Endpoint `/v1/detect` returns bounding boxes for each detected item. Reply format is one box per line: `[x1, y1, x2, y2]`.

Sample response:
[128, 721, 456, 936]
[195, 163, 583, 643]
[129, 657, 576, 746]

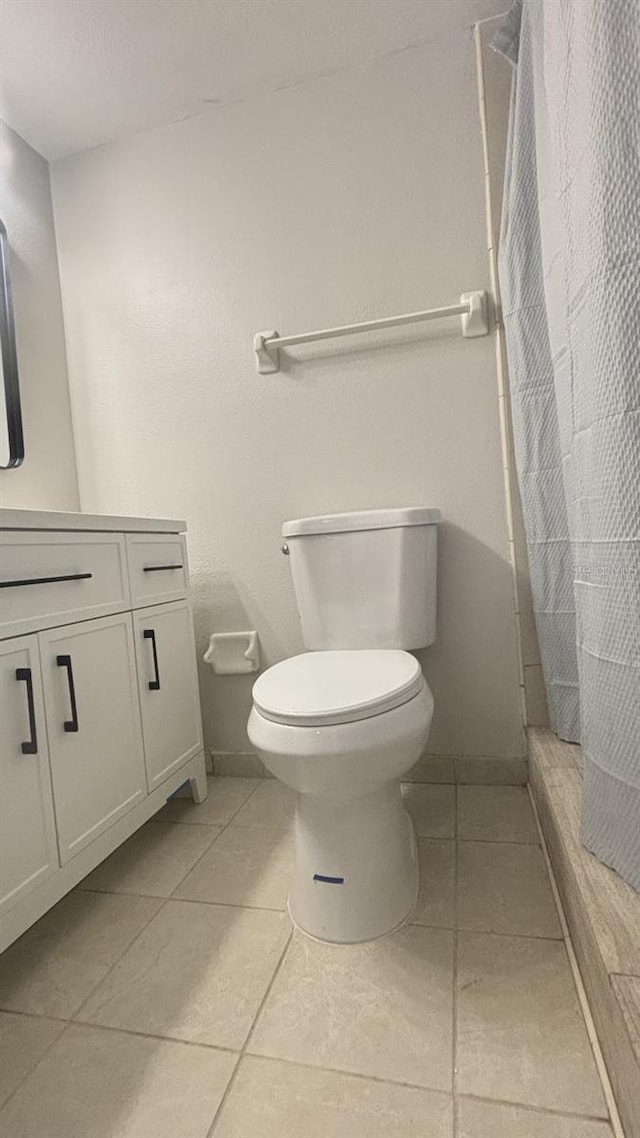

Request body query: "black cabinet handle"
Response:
[0, 572, 92, 589]
[56, 654, 79, 732]
[15, 667, 38, 754]
[143, 629, 161, 690]
[142, 564, 183, 573]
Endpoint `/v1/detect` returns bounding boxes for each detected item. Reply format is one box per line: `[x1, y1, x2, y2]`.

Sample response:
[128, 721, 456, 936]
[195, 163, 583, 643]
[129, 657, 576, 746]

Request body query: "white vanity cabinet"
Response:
[0, 636, 58, 919]
[0, 509, 207, 953]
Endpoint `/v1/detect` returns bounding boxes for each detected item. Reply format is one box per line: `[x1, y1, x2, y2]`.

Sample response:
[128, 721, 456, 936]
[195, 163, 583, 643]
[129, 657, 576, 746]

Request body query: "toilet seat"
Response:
[252, 649, 423, 727]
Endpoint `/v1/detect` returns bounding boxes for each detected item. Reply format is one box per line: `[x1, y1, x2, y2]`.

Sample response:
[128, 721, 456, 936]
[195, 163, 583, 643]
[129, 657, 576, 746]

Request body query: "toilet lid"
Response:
[252, 650, 423, 727]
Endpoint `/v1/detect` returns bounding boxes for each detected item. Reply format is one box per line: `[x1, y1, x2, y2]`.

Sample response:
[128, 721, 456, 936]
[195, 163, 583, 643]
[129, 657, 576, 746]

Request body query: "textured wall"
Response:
[0, 121, 79, 509]
[51, 34, 525, 759]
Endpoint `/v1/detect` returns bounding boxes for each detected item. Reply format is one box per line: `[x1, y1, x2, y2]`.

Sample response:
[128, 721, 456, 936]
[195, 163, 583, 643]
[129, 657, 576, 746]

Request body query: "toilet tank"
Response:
[282, 507, 440, 651]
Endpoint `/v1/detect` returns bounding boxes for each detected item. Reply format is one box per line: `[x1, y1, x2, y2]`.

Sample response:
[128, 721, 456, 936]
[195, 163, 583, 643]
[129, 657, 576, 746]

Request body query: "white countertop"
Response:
[0, 509, 187, 534]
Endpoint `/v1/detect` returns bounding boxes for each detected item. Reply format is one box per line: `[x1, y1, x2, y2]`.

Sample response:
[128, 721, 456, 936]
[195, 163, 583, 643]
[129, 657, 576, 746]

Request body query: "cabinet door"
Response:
[0, 636, 59, 916]
[39, 614, 146, 863]
[133, 601, 203, 790]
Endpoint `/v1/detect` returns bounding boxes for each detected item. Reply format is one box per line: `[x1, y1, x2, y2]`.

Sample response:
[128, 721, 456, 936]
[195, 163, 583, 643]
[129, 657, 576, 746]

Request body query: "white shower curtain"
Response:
[495, 0, 640, 890]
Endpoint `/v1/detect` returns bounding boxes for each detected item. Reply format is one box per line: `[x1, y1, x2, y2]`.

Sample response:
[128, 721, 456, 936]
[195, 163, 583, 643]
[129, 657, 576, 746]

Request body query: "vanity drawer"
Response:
[0, 533, 130, 639]
[126, 534, 188, 607]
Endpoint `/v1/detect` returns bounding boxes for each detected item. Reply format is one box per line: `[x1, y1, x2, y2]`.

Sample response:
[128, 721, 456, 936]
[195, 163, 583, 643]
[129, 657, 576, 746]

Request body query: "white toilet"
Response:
[247, 507, 440, 944]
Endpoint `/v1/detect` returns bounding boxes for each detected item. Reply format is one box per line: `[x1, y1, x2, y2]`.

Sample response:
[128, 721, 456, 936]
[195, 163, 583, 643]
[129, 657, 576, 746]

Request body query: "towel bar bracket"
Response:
[253, 330, 280, 375]
[460, 290, 490, 338]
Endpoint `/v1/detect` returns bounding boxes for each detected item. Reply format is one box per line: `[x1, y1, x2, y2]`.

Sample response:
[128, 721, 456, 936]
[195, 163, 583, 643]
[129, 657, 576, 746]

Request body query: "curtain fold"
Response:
[495, 0, 640, 891]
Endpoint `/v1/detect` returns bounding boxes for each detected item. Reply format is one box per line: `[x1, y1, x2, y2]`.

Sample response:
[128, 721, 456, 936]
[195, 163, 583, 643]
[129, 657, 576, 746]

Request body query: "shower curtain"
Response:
[495, 0, 640, 890]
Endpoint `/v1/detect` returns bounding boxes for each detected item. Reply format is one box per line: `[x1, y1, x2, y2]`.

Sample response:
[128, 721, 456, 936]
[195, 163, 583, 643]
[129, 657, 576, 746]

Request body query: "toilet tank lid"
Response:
[282, 507, 441, 538]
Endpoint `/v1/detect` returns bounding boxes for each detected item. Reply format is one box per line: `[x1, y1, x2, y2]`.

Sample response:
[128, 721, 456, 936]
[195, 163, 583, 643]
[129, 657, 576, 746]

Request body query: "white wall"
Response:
[0, 121, 79, 510]
[51, 32, 525, 759]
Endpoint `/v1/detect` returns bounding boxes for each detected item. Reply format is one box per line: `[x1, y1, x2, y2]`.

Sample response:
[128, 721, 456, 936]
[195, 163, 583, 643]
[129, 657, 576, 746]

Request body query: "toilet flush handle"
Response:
[281, 542, 290, 555]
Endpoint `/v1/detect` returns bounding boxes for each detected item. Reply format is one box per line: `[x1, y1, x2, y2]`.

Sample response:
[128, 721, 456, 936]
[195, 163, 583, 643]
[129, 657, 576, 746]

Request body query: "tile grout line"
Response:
[0, 1018, 241, 1119]
[164, 779, 267, 899]
[452, 782, 460, 1135]
[66, 889, 562, 944]
[67, 895, 173, 1026]
[35, 1006, 466, 1107]
[455, 835, 541, 846]
[215, 1044, 621, 1123]
[0, 1008, 241, 1055]
[74, 888, 288, 913]
[205, 927, 295, 1137]
[527, 785, 626, 1138]
[238, 1048, 453, 1100]
[458, 1090, 625, 1125]
[0, 1017, 72, 1114]
[240, 925, 295, 1052]
[0, 1008, 71, 1026]
[446, 925, 563, 944]
[147, 820, 230, 828]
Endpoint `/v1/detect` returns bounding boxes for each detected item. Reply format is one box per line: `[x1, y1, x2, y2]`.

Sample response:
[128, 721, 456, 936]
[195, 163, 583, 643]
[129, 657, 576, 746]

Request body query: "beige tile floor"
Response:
[0, 777, 616, 1137]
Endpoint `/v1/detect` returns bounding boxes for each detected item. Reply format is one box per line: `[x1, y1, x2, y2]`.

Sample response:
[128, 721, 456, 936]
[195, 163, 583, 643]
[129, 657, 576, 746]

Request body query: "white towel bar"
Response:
[253, 290, 489, 373]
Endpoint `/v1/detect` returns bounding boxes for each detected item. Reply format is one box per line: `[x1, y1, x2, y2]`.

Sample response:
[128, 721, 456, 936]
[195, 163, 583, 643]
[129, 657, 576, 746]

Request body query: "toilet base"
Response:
[288, 783, 419, 944]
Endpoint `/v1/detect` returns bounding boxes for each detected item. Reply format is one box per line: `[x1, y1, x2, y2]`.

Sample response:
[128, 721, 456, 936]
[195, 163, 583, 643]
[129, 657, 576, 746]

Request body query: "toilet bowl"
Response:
[248, 649, 434, 943]
[247, 506, 440, 945]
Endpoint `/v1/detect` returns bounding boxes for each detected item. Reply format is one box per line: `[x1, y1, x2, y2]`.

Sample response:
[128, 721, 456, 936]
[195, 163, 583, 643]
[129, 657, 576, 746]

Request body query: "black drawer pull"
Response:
[15, 667, 38, 754]
[0, 572, 92, 589]
[143, 629, 161, 690]
[142, 564, 183, 573]
[56, 654, 79, 732]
